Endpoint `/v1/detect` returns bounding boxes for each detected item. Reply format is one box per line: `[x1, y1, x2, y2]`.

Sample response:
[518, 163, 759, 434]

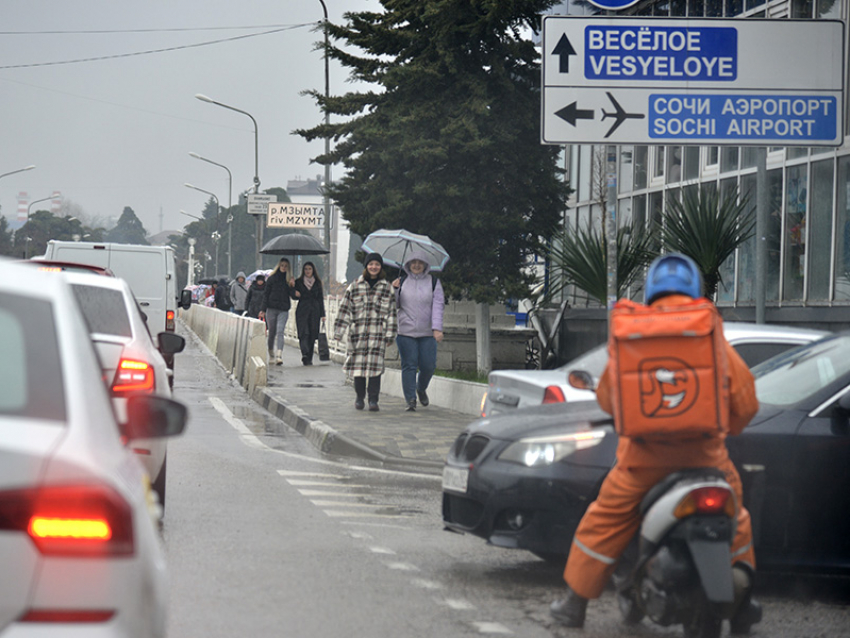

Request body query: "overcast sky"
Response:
[0, 0, 380, 235]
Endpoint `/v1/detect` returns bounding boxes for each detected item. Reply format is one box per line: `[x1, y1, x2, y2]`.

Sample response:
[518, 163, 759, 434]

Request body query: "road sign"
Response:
[267, 202, 331, 229]
[586, 0, 640, 8]
[541, 17, 845, 146]
[247, 193, 275, 215]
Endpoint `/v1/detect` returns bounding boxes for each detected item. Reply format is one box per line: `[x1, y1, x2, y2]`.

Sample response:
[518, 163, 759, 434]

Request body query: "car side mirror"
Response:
[157, 332, 185, 355]
[179, 289, 193, 310]
[124, 395, 188, 440]
[568, 370, 597, 392]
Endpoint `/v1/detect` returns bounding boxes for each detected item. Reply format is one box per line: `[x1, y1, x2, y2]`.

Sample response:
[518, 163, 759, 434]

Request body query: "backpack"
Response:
[607, 298, 729, 440]
[397, 273, 438, 310]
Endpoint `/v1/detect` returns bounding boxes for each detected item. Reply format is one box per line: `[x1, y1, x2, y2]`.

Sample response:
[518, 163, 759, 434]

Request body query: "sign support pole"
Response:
[755, 147, 768, 324]
[606, 144, 618, 331]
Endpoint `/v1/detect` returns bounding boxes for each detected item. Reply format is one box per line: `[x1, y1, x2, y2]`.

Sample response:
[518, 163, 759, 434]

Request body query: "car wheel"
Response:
[152, 455, 167, 515]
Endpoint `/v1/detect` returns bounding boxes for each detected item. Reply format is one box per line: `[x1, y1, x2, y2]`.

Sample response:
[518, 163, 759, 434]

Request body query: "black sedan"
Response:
[442, 332, 850, 576]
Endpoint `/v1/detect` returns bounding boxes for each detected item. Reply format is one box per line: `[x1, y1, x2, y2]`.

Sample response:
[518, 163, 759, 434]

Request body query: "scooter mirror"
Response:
[568, 370, 596, 392]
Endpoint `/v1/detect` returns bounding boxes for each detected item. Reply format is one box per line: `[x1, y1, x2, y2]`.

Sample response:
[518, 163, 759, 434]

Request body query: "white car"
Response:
[0, 259, 186, 637]
[61, 271, 185, 513]
[482, 322, 829, 417]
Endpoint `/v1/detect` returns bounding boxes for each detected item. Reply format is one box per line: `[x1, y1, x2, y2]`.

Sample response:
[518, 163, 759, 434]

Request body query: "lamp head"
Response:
[194, 94, 214, 104]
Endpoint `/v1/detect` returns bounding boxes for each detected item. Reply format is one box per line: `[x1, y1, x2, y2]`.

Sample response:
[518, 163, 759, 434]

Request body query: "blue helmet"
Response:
[644, 253, 702, 304]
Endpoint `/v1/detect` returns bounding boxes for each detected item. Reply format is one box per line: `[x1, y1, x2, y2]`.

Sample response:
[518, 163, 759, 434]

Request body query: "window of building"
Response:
[705, 0, 723, 16]
[727, 0, 744, 15]
[788, 147, 809, 161]
[808, 159, 834, 301]
[688, 0, 704, 16]
[619, 146, 634, 194]
[667, 146, 683, 183]
[633, 194, 647, 233]
[819, 0, 841, 17]
[706, 147, 719, 168]
[652, 146, 666, 182]
[737, 173, 758, 303]
[684, 146, 700, 180]
[578, 145, 592, 203]
[634, 146, 649, 190]
[783, 164, 808, 302]
[649, 191, 664, 252]
[766, 169, 782, 301]
[717, 178, 739, 303]
[721, 147, 739, 173]
[740, 147, 760, 170]
[791, 0, 814, 17]
[746, 0, 766, 9]
[671, 0, 687, 15]
[833, 155, 850, 301]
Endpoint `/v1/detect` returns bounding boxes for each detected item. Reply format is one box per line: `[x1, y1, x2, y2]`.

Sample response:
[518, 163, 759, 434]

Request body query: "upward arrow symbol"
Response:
[552, 34, 577, 74]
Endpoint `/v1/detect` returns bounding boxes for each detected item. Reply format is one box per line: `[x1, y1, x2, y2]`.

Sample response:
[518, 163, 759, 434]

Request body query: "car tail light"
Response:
[0, 484, 134, 556]
[166, 310, 175, 331]
[111, 358, 154, 395]
[542, 385, 566, 404]
[674, 486, 735, 519]
[20, 609, 115, 623]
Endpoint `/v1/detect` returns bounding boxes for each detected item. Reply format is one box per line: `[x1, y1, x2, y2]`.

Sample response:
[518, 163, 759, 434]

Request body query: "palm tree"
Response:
[545, 220, 657, 306]
[660, 187, 755, 299]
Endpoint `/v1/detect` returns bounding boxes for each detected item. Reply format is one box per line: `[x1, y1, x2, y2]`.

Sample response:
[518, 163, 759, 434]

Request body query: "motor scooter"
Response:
[567, 371, 758, 638]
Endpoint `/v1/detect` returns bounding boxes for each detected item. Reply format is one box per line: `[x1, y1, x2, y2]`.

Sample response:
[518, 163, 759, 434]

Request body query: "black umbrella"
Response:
[259, 233, 329, 255]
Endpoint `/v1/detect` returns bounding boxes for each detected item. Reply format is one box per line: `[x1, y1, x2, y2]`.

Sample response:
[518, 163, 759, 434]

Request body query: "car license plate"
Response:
[442, 466, 469, 493]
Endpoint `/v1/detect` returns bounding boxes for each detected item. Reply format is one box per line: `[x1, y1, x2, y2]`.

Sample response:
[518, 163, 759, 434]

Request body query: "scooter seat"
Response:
[640, 467, 727, 515]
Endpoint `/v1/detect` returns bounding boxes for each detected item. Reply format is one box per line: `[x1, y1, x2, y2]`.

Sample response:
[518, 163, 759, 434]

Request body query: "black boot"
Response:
[730, 565, 762, 634]
[550, 587, 588, 628]
[355, 396, 365, 410]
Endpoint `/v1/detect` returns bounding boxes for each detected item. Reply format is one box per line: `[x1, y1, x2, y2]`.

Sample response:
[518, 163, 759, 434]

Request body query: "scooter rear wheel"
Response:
[617, 590, 644, 626]
[683, 604, 722, 638]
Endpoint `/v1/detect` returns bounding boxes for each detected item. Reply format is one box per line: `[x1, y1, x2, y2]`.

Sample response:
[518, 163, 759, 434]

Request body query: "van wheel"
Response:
[152, 455, 167, 515]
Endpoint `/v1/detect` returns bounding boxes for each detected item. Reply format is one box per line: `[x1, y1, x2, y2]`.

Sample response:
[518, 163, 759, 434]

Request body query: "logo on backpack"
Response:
[639, 357, 699, 418]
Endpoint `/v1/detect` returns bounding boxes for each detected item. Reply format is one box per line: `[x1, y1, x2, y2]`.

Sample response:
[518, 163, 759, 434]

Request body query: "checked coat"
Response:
[334, 276, 398, 377]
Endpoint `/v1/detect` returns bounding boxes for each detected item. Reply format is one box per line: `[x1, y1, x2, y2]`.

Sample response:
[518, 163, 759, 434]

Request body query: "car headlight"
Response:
[497, 429, 606, 467]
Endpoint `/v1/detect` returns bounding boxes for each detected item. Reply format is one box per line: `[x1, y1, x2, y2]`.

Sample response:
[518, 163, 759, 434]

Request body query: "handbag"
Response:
[317, 331, 330, 361]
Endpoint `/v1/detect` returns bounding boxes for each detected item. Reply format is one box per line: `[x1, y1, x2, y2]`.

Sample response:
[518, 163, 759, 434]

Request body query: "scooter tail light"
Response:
[674, 486, 735, 519]
[111, 358, 154, 395]
[542, 386, 566, 404]
[0, 485, 134, 556]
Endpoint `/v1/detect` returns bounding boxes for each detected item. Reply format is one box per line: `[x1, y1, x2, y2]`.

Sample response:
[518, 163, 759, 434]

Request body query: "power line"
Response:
[0, 23, 314, 35]
[0, 23, 315, 70]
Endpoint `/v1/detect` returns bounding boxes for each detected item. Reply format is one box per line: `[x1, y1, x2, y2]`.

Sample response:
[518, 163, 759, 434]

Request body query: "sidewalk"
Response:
[250, 341, 476, 473]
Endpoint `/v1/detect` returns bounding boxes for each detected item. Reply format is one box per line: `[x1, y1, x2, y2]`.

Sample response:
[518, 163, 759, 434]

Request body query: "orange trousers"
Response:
[563, 457, 755, 600]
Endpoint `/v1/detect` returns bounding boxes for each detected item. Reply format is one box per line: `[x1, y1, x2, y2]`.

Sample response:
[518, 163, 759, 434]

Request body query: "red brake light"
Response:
[166, 310, 175, 331]
[20, 609, 115, 623]
[111, 359, 154, 394]
[542, 385, 566, 404]
[0, 485, 134, 556]
[674, 486, 735, 518]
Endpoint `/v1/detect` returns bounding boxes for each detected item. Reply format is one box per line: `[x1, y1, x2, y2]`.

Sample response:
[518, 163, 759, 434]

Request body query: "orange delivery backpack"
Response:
[607, 298, 730, 440]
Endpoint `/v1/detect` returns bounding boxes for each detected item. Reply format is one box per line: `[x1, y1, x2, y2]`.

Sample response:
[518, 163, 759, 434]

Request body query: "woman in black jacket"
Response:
[244, 274, 266, 319]
[292, 262, 325, 365]
[260, 258, 295, 365]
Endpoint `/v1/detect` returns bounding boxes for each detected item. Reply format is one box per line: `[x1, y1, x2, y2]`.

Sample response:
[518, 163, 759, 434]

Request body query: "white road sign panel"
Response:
[542, 88, 843, 146]
[543, 17, 844, 90]
[267, 202, 327, 229]
[541, 16, 845, 146]
[247, 194, 276, 216]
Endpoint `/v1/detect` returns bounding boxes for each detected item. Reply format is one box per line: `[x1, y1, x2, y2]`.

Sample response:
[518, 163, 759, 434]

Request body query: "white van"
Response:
[43, 240, 178, 335]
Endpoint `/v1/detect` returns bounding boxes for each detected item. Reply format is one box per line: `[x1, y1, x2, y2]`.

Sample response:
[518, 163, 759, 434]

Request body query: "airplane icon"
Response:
[601, 92, 645, 138]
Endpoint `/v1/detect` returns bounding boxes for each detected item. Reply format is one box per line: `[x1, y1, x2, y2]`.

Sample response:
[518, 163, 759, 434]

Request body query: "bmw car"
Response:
[481, 322, 828, 417]
[443, 330, 850, 576]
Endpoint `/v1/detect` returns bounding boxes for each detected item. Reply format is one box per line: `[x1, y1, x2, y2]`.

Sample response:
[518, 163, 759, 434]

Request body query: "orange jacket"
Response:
[596, 295, 759, 469]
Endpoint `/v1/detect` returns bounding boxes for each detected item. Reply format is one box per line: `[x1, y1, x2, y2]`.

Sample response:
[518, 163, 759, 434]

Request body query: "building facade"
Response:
[556, 0, 850, 331]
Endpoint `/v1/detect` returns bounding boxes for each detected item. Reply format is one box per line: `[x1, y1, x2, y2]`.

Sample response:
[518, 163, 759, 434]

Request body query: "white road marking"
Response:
[310, 500, 377, 507]
[440, 598, 475, 611]
[369, 547, 396, 555]
[285, 480, 369, 487]
[277, 470, 347, 479]
[342, 530, 373, 540]
[296, 490, 363, 497]
[471, 621, 512, 634]
[385, 562, 419, 572]
[410, 578, 442, 590]
[341, 521, 413, 530]
[324, 510, 411, 519]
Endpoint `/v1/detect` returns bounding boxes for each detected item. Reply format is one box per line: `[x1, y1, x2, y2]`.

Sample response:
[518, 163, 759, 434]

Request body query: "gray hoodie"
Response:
[230, 271, 249, 311]
[396, 251, 445, 338]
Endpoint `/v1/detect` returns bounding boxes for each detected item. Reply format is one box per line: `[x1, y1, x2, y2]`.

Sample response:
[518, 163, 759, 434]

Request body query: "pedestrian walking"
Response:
[244, 274, 266, 319]
[392, 251, 445, 411]
[213, 278, 232, 311]
[292, 262, 325, 366]
[229, 271, 249, 315]
[333, 253, 397, 411]
[260, 258, 295, 365]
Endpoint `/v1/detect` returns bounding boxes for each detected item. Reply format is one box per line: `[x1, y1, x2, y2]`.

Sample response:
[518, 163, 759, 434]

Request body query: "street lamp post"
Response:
[27, 195, 54, 218]
[187, 238, 197, 286]
[194, 94, 262, 270]
[317, 0, 333, 282]
[0, 164, 35, 181]
[189, 152, 233, 275]
[185, 184, 221, 277]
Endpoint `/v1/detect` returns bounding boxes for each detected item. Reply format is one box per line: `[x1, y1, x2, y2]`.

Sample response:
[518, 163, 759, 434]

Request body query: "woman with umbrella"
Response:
[333, 253, 397, 411]
[260, 258, 295, 365]
[292, 261, 325, 366]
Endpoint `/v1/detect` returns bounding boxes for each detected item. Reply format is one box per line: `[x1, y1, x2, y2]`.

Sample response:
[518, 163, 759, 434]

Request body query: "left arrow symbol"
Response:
[555, 102, 594, 127]
[552, 34, 577, 74]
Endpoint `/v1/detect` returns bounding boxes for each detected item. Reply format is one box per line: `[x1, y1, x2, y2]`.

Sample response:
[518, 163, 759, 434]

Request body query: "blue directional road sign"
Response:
[541, 17, 845, 146]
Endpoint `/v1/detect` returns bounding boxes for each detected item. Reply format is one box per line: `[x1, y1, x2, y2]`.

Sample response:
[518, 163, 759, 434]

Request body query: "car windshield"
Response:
[753, 334, 850, 407]
[557, 344, 608, 378]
